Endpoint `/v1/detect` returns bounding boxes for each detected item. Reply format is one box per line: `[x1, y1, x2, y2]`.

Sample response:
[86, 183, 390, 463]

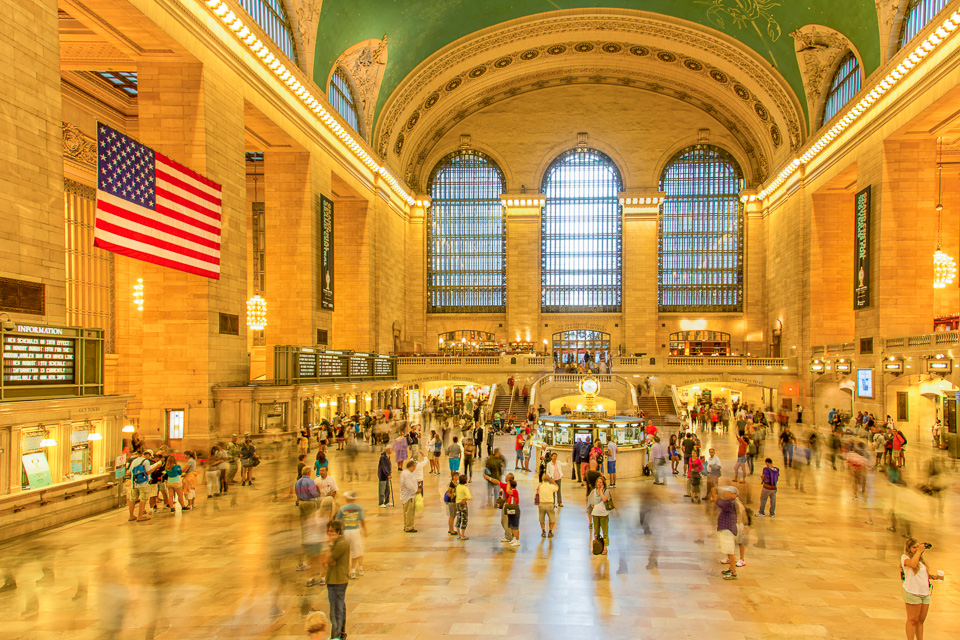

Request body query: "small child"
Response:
[444, 481, 457, 536]
[690, 456, 704, 504]
[455, 475, 472, 540]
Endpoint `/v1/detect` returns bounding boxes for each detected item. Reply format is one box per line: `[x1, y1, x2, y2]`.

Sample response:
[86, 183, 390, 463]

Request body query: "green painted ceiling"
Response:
[314, 1, 880, 127]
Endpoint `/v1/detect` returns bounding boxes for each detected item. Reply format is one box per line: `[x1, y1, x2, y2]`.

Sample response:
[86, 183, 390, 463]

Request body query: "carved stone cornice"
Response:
[62, 122, 97, 173]
[790, 25, 857, 130]
[331, 36, 388, 142]
[375, 10, 805, 177]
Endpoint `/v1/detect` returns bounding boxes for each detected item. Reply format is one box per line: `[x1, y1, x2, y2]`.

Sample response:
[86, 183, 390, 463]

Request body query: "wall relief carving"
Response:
[876, 0, 904, 61]
[62, 122, 97, 172]
[790, 25, 856, 129]
[289, 0, 322, 71]
[332, 36, 388, 140]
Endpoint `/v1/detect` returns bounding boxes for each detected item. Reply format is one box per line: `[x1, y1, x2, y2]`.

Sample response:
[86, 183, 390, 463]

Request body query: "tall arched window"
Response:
[899, 0, 949, 49]
[237, 0, 299, 65]
[328, 67, 362, 135]
[427, 151, 506, 312]
[822, 52, 861, 124]
[658, 145, 744, 312]
[541, 149, 623, 312]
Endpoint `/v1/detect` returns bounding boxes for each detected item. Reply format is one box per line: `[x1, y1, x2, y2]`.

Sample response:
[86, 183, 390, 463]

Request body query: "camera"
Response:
[923, 542, 933, 550]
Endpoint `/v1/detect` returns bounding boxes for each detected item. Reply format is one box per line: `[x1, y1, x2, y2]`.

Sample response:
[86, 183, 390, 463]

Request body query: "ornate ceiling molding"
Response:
[375, 10, 806, 179]
[62, 122, 97, 173]
[791, 25, 859, 131]
[402, 65, 771, 190]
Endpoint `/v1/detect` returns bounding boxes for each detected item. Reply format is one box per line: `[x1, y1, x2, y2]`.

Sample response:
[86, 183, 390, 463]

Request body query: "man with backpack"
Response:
[126, 450, 161, 522]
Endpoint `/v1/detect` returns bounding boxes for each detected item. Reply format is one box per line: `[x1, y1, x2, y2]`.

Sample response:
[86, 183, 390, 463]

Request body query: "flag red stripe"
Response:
[94, 237, 220, 279]
[155, 169, 222, 208]
[154, 187, 222, 224]
[155, 152, 221, 191]
[98, 199, 221, 250]
[95, 219, 219, 265]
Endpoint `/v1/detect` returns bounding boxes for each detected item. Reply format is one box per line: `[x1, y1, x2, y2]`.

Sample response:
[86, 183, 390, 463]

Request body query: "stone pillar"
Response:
[332, 199, 374, 350]
[620, 192, 663, 356]
[131, 62, 247, 447]
[406, 200, 428, 348]
[503, 195, 542, 345]
[0, 0, 66, 324]
[264, 151, 315, 374]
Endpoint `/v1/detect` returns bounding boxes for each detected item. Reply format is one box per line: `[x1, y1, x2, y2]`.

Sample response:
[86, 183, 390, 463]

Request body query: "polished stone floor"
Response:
[1, 428, 958, 640]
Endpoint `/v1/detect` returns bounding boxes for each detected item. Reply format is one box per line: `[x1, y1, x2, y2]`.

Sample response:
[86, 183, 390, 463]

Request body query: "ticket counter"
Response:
[536, 415, 648, 478]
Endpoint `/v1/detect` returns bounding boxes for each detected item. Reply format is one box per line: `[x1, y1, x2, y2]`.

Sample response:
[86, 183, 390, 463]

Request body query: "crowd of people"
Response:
[116, 394, 953, 640]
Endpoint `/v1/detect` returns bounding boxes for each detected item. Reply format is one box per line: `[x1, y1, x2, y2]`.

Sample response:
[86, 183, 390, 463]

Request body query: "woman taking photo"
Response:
[901, 538, 945, 640]
[589, 475, 612, 554]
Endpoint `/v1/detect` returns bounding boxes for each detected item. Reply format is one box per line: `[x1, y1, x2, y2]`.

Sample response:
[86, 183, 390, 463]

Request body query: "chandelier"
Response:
[247, 295, 267, 330]
[934, 138, 957, 289]
[133, 278, 144, 311]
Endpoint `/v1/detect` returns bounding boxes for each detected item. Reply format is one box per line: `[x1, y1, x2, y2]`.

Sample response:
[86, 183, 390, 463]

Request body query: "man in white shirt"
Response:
[650, 436, 667, 485]
[705, 448, 722, 498]
[545, 452, 565, 508]
[400, 460, 419, 532]
[316, 465, 339, 501]
[607, 440, 619, 487]
[412, 451, 428, 492]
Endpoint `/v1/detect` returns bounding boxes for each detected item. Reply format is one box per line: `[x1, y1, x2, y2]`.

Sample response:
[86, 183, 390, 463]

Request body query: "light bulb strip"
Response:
[745, 9, 960, 204]
[199, 0, 415, 207]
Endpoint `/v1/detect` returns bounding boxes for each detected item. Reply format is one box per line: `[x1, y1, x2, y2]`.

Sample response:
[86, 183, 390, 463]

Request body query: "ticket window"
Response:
[70, 426, 93, 476]
[21, 429, 52, 491]
[573, 428, 593, 444]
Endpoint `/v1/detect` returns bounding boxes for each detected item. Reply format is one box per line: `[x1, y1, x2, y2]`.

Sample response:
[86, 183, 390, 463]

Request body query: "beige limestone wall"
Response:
[810, 183, 855, 345]
[332, 199, 373, 350]
[505, 204, 541, 345]
[0, 0, 66, 324]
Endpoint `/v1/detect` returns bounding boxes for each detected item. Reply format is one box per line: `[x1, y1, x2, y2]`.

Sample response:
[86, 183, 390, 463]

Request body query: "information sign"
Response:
[854, 186, 871, 309]
[22, 452, 53, 489]
[320, 195, 334, 311]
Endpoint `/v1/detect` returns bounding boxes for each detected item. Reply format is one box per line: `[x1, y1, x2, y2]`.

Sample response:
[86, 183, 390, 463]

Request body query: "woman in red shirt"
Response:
[733, 434, 749, 483]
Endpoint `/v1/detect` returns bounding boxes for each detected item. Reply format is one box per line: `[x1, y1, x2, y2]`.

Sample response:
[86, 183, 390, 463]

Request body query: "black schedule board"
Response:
[374, 357, 393, 376]
[3, 333, 76, 385]
[349, 356, 371, 377]
[317, 353, 345, 377]
[298, 351, 318, 378]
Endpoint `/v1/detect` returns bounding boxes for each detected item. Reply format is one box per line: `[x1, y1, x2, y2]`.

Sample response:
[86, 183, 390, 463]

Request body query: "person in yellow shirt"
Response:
[455, 475, 472, 540]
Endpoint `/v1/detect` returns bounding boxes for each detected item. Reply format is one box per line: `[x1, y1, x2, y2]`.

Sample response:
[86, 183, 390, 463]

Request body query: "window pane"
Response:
[822, 53, 861, 124]
[328, 68, 361, 134]
[900, 0, 950, 49]
[237, 0, 299, 65]
[541, 149, 622, 312]
[428, 151, 506, 312]
[658, 145, 743, 312]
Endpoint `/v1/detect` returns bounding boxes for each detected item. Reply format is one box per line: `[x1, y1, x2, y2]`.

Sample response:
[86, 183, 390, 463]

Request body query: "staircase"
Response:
[492, 387, 512, 417]
[637, 394, 681, 428]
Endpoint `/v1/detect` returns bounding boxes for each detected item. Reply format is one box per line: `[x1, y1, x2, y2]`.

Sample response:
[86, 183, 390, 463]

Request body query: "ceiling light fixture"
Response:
[933, 137, 957, 289]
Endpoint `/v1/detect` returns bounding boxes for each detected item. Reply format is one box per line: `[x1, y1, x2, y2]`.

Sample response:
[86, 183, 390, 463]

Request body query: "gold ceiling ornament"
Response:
[934, 138, 957, 289]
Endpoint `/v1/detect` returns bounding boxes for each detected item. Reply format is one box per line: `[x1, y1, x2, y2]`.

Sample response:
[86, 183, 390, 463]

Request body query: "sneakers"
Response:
[510, 539, 520, 547]
[349, 572, 356, 579]
[458, 536, 470, 540]
[500, 537, 511, 543]
[720, 558, 730, 564]
[357, 567, 364, 576]
[770, 514, 776, 518]
[736, 559, 746, 567]
[723, 573, 739, 580]
[547, 531, 554, 538]
[379, 504, 387, 508]
[755, 512, 766, 517]
[296, 562, 309, 572]
[387, 503, 394, 507]
[541, 531, 547, 538]
[306, 578, 319, 587]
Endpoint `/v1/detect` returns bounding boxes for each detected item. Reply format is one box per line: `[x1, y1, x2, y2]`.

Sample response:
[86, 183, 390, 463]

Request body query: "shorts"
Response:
[607, 460, 616, 474]
[130, 484, 151, 503]
[166, 480, 182, 488]
[507, 511, 520, 529]
[737, 456, 748, 463]
[434, 451, 441, 458]
[538, 505, 555, 524]
[448, 458, 460, 472]
[344, 528, 364, 558]
[902, 588, 931, 605]
[446, 501, 456, 517]
[718, 529, 737, 556]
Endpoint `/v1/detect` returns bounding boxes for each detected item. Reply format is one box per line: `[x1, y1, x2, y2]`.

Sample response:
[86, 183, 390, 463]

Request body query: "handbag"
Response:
[504, 503, 519, 516]
[534, 488, 540, 505]
[604, 497, 615, 511]
[592, 534, 605, 555]
[496, 495, 505, 509]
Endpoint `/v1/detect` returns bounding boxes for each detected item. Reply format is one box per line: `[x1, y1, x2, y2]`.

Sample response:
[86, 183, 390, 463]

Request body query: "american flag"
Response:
[95, 123, 222, 279]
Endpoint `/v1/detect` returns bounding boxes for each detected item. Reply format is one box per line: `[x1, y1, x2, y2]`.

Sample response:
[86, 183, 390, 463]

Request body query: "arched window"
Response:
[822, 52, 861, 124]
[237, 0, 298, 65]
[328, 67, 362, 135]
[899, 0, 950, 49]
[427, 150, 506, 312]
[541, 149, 623, 312]
[658, 145, 744, 312]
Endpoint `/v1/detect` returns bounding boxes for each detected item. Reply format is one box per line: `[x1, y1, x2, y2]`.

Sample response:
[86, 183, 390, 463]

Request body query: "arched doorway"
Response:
[552, 330, 610, 368]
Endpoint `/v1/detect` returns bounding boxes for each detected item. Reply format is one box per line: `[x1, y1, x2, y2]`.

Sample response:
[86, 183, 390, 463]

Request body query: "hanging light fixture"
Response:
[934, 138, 958, 289]
[121, 424, 136, 433]
[133, 278, 144, 311]
[87, 432, 102, 441]
[247, 295, 267, 330]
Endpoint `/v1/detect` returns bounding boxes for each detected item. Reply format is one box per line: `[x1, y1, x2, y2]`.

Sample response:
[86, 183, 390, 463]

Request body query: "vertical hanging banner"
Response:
[854, 186, 871, 309]
[320, 195, 335, 310]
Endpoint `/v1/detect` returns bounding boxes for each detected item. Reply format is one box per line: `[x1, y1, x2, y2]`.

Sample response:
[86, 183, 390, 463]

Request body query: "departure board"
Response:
[317, 353, 345, 377]
[349, 356, 371, 377]
[374, 357, 393, 376]
[273, 345, 396, 384]
[298, 351, 318, 378]
[3, 334, 76, 385]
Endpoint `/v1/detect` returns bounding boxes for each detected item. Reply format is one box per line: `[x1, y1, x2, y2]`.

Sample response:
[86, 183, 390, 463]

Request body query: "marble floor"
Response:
[1, 428, 958, 640]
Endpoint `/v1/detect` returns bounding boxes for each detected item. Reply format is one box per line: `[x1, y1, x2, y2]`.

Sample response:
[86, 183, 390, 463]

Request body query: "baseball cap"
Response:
[344, 491, 358, 500]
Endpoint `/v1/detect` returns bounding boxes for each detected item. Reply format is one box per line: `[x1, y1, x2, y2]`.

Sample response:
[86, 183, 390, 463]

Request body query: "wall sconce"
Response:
[364, 395, 372, 402]
[133, 278, 144, 311]
[810, 360, 825, 374]
[319, 401, 328, 408]
[87, 432, 103, 441]
[247, 295, 267, 331]
[39, 429, 57, 447]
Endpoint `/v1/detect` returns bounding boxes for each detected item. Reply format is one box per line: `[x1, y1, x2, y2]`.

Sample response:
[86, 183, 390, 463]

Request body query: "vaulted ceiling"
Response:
[314, 0, 880, 123]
